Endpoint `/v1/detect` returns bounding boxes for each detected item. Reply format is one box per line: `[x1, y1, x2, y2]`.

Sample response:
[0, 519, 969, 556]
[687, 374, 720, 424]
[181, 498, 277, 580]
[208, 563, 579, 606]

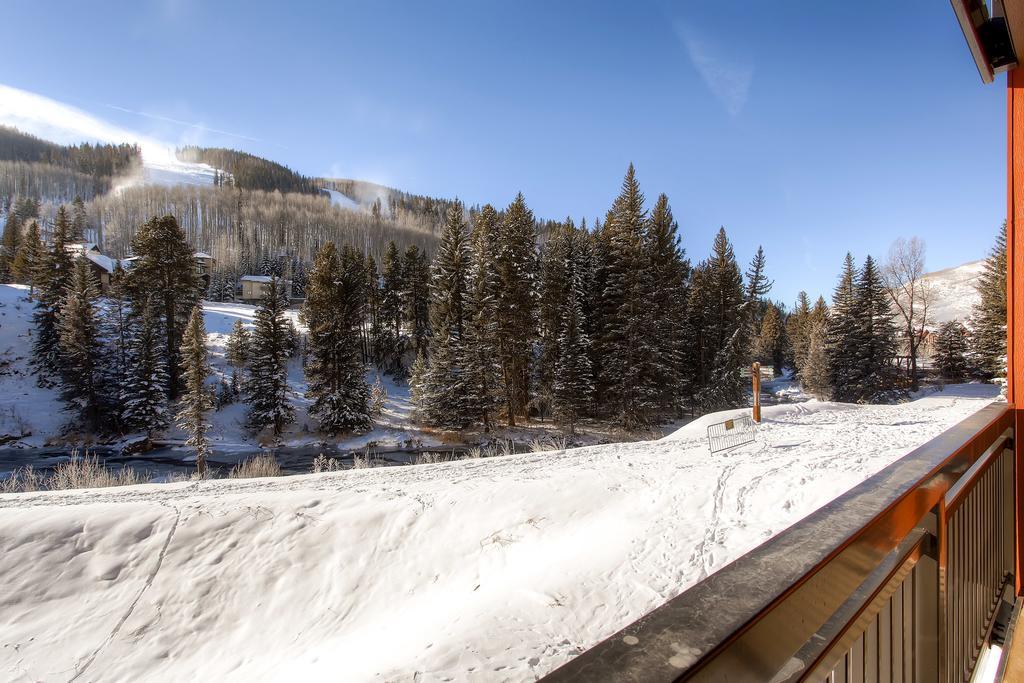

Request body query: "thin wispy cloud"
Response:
[101, 103, 264, 144]
[0, 83, 145, 147]
[675, 22, 754, 117]
[0, 83, 221, 171]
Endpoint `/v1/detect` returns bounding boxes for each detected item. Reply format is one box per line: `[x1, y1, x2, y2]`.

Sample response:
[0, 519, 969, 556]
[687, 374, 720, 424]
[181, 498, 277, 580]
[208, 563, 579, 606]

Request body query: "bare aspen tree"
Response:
[883, 237, 932, 391]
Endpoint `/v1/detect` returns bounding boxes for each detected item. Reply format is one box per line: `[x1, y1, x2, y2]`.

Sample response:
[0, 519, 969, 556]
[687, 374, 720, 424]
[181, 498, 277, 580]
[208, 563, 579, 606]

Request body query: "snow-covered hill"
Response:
[0, 84, 226, 193]
[0, 385, 1000, 681]
[136, 144, 221, 188]
[921, 259, 985, 326]
[321, 188, 362, 211]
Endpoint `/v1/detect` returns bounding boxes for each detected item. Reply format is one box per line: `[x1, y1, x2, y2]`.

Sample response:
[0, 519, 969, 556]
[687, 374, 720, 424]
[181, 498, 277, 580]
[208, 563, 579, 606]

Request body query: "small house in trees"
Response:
[240, 275, 292, 302]
[65, 242, 119, 292]
[121, 250, 215, 289]
[194, 252, 215, 288]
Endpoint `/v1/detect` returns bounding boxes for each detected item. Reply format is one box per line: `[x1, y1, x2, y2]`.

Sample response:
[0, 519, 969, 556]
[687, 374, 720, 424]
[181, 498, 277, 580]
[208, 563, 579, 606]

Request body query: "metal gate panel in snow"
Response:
[707, 415, 755, 454]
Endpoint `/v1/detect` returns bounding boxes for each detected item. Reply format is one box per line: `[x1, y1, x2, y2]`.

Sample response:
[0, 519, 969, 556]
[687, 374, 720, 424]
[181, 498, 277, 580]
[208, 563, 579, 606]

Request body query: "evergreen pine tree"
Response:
[302, 243, 372, 435]
[598, 166, 659, 427]
[827, 254, 860, 400]
[786, 292, 812, 374]
[11, 220, 42, 287]
[0, 212, 21, 281]
[743, 245, 773, 359]
[291, 259, 308, 300]
[935, 320, 971, 381]
[409, 348, 427, 421]
[365, 253, 381, 365]
[57, 258, 103, 430]
[800, 315, 832, 400]
[690, 227, 747, 412]
[971, 226, 1007, 378]
[402, 244, 430, 356]
[13, 196, 39, 222]
[246, 277, 295, 435]
[645, 194, 691, 416]
[124, 215, 201, 397]
[97, 267, 131, 433]
[851, 256, 902, 402]
[225, 319, 251, 369]
[378, 241, 405, 375]
[31, 206, 74, 385]
[745, 246, 773, 306]
[537, 220, 572, 406]
[122, 298, 170, 437]
[177, 305, 213, 475]
[71, 196, 88, 241]
[552, 227, 595, 433]
[421, 201, 472, 428]
[754, 304, 783, 369]
[463, 204, 503, 431]
[700, 334, 746, 412]
[495, 193, 538, 426]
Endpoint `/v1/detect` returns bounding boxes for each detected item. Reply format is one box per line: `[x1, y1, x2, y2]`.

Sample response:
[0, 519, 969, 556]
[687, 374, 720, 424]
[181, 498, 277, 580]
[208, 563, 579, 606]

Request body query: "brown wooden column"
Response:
[1009, 66, 1024, 594]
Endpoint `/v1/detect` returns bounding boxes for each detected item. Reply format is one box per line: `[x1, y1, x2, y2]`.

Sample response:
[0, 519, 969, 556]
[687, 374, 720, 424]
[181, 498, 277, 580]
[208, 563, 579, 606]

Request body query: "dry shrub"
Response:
[529, 436, 568, 453]
[413, 451, 456, 465]
[49, 451, 146, 490]
[311, 453, 343, 473]
[228, 454, 282, 479]
[0, 465, 43, 493]
[2, 451, 147, 493]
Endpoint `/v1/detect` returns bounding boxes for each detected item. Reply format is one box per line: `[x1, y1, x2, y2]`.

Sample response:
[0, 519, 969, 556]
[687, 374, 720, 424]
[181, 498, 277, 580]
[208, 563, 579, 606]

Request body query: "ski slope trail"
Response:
[0, 385, 1000, 681]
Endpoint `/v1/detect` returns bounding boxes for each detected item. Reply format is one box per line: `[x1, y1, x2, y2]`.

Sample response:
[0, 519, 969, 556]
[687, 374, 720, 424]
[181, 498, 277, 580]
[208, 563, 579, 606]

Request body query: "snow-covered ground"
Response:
[0, 286, 65, 445]
[136, 145, 221, 188]
[0, 384, 999, 681]
[921, 259, 984, 325]
[199, 300, 441, 453]
[322, 188, 362, 212]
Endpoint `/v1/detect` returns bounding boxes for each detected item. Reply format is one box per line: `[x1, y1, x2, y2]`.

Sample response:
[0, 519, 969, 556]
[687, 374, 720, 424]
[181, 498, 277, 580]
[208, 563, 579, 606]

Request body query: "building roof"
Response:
[84, 252, 118, 273]
[240, 275, 275, 283]
[66, 241, 100, 255]
[194, 251, 214, 260]
[953, 0, 1024, 83]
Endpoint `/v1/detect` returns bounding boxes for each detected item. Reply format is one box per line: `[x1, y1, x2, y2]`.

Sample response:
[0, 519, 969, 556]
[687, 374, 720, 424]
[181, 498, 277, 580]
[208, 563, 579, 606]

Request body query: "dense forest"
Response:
[0, 125, 139, 188]
[0, 161, 106, 205]
[88, 183, 441, 270]
[176, 145, 321, 195]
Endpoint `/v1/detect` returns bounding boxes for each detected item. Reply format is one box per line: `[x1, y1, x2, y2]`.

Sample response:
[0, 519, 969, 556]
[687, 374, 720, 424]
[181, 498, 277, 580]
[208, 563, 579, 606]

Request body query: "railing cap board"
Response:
[542, 401, 1012, 682]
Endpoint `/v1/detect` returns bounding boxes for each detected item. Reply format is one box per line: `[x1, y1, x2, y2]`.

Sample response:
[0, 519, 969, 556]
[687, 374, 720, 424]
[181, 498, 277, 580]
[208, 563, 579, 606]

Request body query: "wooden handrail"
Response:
[542, 402, 1014, 682]
[944, 429, 1013, 512]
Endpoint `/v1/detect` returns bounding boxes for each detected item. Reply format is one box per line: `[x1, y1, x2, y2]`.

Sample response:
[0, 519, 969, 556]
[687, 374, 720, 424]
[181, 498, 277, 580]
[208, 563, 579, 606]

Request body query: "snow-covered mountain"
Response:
[115, 143, 223, 192]
[921, 259, 985, 326]
[321, 187, 361, 211]
[0, 84, 227, 193]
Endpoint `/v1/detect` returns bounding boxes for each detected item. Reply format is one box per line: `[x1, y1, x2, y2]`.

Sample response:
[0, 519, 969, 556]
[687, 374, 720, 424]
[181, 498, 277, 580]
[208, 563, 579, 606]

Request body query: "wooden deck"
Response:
[999, 601, 1024, 681]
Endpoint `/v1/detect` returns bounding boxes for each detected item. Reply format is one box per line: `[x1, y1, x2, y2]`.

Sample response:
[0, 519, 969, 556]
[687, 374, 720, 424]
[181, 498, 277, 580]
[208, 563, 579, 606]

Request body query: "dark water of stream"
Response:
[0, 443, 475, 483]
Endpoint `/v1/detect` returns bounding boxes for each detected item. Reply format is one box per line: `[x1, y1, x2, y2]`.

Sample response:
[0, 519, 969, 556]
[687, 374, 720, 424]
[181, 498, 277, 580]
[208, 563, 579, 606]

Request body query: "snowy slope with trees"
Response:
[0, 283, 433, 452]
[0, 386, 998, 681]
[134, 145, 220, 189]
[920, 259, 984, 325]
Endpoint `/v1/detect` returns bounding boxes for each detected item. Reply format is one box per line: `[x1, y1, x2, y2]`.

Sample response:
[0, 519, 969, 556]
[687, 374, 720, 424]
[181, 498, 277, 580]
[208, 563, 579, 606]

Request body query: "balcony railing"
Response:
[543, 402, 1016, 682]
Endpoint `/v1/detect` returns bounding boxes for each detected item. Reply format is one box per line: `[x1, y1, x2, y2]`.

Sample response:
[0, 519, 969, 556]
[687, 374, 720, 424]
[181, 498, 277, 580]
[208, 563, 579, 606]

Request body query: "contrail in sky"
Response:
[101, 103, 265, 144]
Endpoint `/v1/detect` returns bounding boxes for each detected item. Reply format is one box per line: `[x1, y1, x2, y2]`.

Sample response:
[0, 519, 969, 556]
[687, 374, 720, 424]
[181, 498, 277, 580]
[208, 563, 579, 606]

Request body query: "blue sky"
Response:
[0, 0, 1006, 304]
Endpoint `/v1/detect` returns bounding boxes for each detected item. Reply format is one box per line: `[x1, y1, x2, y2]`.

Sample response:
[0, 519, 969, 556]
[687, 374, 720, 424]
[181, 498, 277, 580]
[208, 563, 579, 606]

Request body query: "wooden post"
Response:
[1008, 67, 1024, 595]
[752, 362, 761, 423]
